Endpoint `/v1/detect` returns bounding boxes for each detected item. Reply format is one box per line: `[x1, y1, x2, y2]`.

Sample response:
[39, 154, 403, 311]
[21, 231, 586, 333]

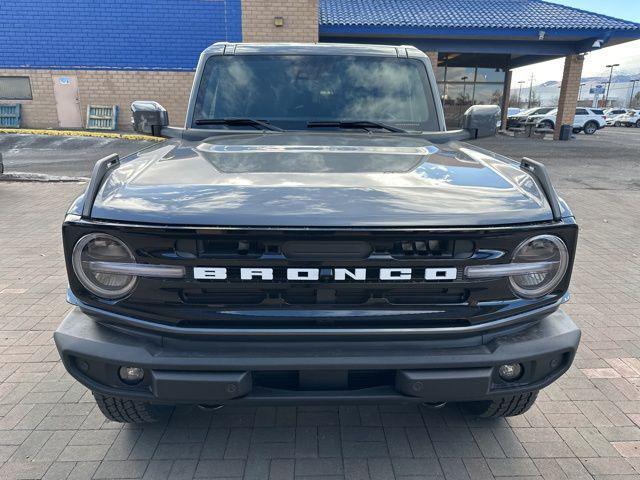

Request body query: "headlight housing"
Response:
[509, 234, 569, 299]
[465, 234, 570, 300]
[72, 233, 137, 299]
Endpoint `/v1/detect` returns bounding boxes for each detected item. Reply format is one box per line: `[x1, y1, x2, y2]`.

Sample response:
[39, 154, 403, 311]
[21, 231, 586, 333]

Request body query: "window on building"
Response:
[437, 66, 505, 127]
[0, 77, 33, 100]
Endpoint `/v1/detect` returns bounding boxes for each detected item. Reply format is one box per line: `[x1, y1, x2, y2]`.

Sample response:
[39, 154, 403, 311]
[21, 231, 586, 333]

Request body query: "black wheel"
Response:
[614, 121, 621, 127]
[539, 120, 554, 130]
[636, 120, 640, 128]
[462, 391, 539, 418]
[93, 392, 158, 423]
[583, 121, 598, 134]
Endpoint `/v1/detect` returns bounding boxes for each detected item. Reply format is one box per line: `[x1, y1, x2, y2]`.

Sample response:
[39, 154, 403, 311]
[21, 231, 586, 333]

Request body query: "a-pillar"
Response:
[554, 54, 585, 140]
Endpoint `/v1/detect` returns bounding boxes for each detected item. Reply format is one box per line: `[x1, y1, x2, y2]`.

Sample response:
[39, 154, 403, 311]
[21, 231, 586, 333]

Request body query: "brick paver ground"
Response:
[1, 157, 640, 479]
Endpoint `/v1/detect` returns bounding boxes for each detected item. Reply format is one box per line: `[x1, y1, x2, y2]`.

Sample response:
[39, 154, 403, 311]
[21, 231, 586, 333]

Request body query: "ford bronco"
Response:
[54, 43, 580, 423]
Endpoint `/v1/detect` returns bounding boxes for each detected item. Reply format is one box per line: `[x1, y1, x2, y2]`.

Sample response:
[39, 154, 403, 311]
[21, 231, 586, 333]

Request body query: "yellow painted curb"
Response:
[0, 128, 164, 142]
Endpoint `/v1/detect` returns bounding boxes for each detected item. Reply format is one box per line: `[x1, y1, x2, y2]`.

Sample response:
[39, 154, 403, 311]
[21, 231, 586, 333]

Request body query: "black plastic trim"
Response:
[81, 154, 120, 219]
[64, 217, 568, 232]
[72, 294, 567, 339]
[54, 308, 581, 404]
[521, 157, 562, 221]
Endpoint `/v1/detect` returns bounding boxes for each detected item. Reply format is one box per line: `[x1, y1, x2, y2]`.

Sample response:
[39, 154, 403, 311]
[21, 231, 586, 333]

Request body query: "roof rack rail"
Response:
[81, 153, 120, 218]
[520, 157, 562, 221]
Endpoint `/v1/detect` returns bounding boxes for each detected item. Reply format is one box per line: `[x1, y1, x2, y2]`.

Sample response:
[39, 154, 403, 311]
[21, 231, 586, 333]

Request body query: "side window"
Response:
[575, 108, 588, 116]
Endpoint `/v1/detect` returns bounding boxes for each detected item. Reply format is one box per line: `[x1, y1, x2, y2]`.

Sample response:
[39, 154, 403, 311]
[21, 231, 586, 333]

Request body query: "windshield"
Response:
[192, 55, 439, 131]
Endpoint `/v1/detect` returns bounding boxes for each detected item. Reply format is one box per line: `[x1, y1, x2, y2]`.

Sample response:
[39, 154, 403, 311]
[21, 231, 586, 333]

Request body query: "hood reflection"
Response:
[93, 132, 551, 227]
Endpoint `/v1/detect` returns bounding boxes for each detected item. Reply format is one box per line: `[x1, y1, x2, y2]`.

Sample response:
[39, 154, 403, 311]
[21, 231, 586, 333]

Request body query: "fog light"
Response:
[498, 363, 523, 381]
[118, 366, 144, 385]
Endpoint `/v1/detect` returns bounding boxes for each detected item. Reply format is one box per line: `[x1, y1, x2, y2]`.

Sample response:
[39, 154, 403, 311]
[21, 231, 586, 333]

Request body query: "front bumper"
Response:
[54, 307, 580, 405]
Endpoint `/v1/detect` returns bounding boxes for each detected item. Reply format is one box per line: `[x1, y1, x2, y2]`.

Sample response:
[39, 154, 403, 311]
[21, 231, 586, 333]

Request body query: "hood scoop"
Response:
[195, 140, 438, 174]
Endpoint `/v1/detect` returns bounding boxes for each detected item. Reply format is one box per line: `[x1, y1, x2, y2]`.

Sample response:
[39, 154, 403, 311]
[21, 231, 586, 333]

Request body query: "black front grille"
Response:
[64, 223, 578, 331]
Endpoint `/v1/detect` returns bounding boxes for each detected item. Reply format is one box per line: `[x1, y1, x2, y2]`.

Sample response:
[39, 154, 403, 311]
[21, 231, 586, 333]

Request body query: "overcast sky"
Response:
[511, 0, 640, 83]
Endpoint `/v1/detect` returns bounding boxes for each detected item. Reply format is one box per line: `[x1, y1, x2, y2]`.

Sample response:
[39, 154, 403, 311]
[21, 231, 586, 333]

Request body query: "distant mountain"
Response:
[513, 72, 640, 92]
[582, 73, 640, 83]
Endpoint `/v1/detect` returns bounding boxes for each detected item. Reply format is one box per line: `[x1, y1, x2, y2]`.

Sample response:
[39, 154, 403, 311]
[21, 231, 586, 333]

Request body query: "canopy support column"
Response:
[554, 54, 585, 140]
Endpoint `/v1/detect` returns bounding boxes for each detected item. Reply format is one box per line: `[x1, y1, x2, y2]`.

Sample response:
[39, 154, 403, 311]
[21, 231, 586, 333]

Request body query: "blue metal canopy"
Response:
[320, 0, 640, 32]
[319, 0, 640, 67]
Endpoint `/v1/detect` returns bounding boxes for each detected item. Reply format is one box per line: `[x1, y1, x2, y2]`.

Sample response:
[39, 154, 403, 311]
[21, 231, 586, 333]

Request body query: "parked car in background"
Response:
[527, 107, 606, 134]
[604, 108, 631, 118]
[615, 110, 640, 127]
[498, 108, 522, 128]
[606, 113, 629, 126]
[507, 107, 555, 129]
[604, 108, 637, 126]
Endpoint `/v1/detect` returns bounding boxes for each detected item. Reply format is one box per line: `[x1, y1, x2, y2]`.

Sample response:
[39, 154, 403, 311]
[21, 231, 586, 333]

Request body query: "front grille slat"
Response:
[180, 285, 468, 307]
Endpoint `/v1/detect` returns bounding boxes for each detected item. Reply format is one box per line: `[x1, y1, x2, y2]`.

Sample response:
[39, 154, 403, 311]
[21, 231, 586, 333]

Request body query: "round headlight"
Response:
[72, 233, 137, 299]
[510, 235, 569, 299]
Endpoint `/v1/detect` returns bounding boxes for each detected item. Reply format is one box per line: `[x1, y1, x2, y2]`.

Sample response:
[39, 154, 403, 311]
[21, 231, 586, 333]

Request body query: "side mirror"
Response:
[461, 105, 500, 139]
[131, 101, 168, 136]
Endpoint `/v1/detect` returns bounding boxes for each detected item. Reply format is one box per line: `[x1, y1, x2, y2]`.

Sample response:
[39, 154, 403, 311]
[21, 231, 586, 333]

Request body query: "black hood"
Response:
[88, 132, 553, 227]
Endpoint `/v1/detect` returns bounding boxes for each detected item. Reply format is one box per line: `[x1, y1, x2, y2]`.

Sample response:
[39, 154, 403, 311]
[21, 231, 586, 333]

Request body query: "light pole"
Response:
[578, 83, 586, 103]
[517, 80, 525, 108]
[461, 76, 469, 101]
[629, 79, 639, 108]
[527, 73, 534, 109]
[604, 63, 620, 107]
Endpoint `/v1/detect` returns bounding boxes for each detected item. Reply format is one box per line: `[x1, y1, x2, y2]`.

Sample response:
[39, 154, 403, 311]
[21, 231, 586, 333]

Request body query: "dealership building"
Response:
[1, 0, 639, 138]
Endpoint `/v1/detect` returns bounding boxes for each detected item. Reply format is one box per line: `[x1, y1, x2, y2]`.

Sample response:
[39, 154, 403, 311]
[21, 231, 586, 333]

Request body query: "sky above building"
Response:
[511, 0, 640, 83]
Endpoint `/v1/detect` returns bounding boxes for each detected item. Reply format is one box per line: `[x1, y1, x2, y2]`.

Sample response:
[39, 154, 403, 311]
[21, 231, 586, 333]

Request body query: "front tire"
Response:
[614, 121, 621, 127]
[93, 392, 158, 423]
[636, 120, 640, 128]
[539, 120, 554, 130]
[583, 121, 598, 134]
[462, 391, 539, 418]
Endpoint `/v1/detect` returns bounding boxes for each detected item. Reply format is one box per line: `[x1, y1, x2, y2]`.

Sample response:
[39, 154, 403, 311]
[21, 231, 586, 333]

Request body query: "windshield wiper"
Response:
[194, 118, 284, 132]
[307, 120, 407, 133]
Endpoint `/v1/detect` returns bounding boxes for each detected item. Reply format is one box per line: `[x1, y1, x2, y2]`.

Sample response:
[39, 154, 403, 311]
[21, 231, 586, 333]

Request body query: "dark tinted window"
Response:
[193, 55, 439, 131]
[591, 109, 604, 115]
[575, 108, 588, 115]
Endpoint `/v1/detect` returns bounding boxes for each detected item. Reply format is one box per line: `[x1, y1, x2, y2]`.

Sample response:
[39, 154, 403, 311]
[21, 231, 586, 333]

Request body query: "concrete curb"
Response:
[0, 172, 88, 183]
[0, 128, 163, 142]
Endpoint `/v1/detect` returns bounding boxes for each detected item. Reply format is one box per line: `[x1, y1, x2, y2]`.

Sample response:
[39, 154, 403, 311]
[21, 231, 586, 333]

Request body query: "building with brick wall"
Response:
[1, 0, 639, 135]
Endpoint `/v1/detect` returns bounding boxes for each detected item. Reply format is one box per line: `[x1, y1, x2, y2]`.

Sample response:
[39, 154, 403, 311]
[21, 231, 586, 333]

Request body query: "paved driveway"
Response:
[0, 135, 156, 177]
[1, 133, 640, 479]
